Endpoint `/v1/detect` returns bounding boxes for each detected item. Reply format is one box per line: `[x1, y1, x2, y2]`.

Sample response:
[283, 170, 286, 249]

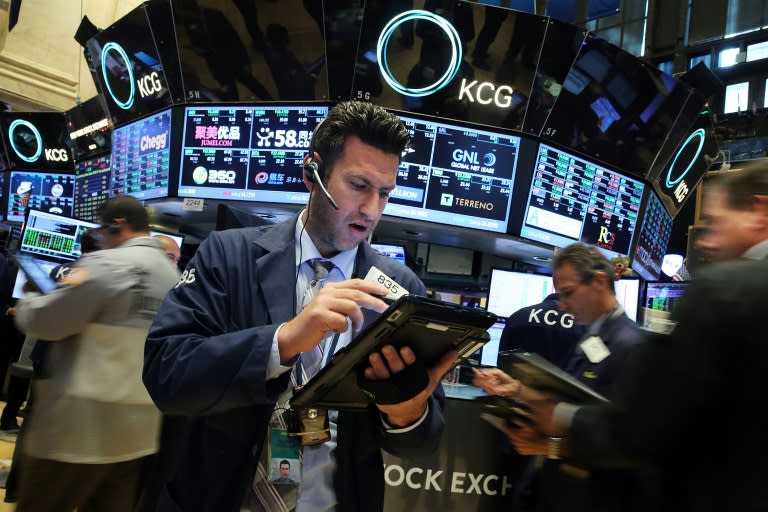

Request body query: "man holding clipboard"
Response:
[144, 101, 457, 512]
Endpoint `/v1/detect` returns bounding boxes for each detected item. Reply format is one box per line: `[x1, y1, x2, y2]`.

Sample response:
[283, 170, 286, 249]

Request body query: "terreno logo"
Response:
[665, 128, 705, 204]
[8, 119, 42, 163]
[377, 10, 462, 98]
[101, 41, 164, 110]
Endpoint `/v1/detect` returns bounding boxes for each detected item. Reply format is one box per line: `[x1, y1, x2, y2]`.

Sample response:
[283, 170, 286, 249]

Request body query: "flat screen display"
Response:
[0, 171, 4, 221]
[65, 96, 112, 161]
[370, 243, 406, 265]
[86, 3, 177, 127]
[631, 190, 673, 281]
[644, 281, 688, 313]
[0, 112, 74, 171]
[177, 104, 327, 203]
[7, 171, 76, 223]
[110, 108, 172, 199]
[20, 208, 98, 262]
[352, 0, 546, 131]
[74, 155, 111, 222]
[171, 0, 329, 103]
[385, 112, 520, 233]
[540, 35, 692, 177]
[519, 143, 644, 258]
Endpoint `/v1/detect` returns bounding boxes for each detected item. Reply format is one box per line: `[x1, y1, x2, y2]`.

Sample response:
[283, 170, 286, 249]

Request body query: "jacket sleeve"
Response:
[14, 255, 134, 340]
[143, 233, 289, 416]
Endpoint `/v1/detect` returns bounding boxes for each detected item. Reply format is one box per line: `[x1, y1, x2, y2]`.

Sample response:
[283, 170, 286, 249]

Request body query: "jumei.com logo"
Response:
[193, 125, 241, 147]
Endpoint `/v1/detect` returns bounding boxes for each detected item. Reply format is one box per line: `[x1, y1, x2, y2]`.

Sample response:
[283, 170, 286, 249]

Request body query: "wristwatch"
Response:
[547, 436, 563, 460]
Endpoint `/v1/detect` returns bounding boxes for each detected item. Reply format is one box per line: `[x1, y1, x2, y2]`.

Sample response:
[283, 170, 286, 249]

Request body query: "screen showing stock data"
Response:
[110, 108, 172, 199]
[520, 143, 644, 258]
[631, 189, 674, 281]
[177, 105, 328, 203]
[7, 171, 76, 223]
[19, 208, 98, 262]
[385, 113, 520, 233]
[74, 155, 111, 222]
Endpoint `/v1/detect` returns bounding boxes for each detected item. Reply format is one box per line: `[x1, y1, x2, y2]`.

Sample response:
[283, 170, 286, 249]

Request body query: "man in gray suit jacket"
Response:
[511, 164, 768, 512]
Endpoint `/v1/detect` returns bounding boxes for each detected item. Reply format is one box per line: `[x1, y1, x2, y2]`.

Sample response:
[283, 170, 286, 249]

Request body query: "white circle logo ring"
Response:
[101, 41, 136, 110]
[377, 10, 462, 98]
[665, 128, 705, 188]
[8, 119, 43, 163]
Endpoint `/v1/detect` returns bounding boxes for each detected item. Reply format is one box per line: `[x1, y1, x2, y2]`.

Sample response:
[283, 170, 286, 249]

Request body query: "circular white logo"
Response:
[8, 119, 43, 163]
[665, 128, 705, 189]
[376, 10, 462, 98]
[101, 41, 136, 110]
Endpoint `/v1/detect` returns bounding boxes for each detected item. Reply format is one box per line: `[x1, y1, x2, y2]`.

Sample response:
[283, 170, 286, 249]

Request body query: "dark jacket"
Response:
[144, 216, 445, 512]
[569, 258, 768, 512]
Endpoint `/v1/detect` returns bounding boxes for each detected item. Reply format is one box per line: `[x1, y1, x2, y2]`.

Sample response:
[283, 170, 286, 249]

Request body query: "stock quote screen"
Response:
[384, 114, 520, 233]
[110, 108, 172, 199]
[7, 171, 75, 223]
[631, 190, 673, 281]
[520, 143, 644, 258]
[20, 208, 97, 261]
[178, 105, 328, 203]
[74, 155, 111, 222]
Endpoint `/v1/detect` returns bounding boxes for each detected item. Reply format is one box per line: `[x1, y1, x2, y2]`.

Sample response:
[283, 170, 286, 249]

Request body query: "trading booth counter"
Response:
[383, 384, 529, 511]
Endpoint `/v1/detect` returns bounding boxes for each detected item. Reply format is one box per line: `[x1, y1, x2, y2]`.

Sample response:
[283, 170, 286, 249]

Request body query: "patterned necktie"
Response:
[293, 258, 335, 386]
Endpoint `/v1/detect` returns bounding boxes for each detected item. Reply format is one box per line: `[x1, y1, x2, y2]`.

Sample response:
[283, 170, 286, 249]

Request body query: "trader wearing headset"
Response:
[144, 101, 456, 512]
[13, 195, 179, 512]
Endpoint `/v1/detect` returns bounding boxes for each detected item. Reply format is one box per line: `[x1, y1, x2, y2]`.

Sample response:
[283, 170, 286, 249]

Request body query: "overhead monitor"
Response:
[86, 3, 179, 127]
[370, 243, 406, 265]
[171, 0, 329, 103]
[74, 155, 111, 222]
[19, 208, 98, 262]
[0, 171, 4, 221]
[65, 96, 112, 161]
[0, 112, 74, 171]
[519, 142, 644, 259]
[110, 108, 174, 200]
[352, 0, 546, 131]
[385, 112, 520, 234]
[631, 189, 674, 282]
[7, 171, 76, 223]
[539, 35, 692, 177]
[641, 281, 688, 333]
[177, 104, 328, 203]
[487, 268, 554, 319]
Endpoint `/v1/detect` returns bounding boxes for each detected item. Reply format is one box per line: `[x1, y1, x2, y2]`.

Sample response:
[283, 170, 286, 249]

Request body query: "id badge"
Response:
[269, 427, 302, 484]
[580, 336, 610, 364]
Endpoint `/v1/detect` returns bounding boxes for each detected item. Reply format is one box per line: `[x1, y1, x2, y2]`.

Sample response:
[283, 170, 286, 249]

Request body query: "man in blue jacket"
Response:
[144, 101, 456, 512]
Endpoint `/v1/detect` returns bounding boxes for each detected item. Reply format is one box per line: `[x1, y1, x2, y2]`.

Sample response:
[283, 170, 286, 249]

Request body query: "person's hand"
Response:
[472, 367, 522, 398]
[368, 345, 458, 427]
[507, 420, 549, 456]
[278, 279, 389, 362]
[517, 391, 564, 437]
[4, 307, 16, 317]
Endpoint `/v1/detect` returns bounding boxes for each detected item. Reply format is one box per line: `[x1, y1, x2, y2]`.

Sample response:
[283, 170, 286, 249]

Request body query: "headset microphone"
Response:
[305, 161, 339, 210]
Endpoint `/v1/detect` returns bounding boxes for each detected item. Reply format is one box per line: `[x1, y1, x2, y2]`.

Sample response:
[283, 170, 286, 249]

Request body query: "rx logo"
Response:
[256, 127, 274, 147]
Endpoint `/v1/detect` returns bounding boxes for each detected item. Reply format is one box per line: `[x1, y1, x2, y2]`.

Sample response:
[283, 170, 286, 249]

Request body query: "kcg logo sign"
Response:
[101, 41, 164, 110]
[376, 10, 515, 109]
[8, 119, 69, 164]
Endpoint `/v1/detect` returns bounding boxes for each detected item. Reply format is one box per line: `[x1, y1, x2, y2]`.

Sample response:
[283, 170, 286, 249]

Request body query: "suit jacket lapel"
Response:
[253, 215, 299, 325]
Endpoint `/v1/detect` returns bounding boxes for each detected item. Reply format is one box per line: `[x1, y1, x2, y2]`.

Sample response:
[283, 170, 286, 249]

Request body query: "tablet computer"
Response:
[498, 350, 609, 404]
[10, 252, 59, 294]
[290, 295, 497, 410]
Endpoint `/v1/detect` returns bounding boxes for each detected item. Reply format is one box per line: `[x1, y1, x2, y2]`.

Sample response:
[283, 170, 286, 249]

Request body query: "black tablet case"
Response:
[290, 295, 497, 409]
[498, 350, 609, 404]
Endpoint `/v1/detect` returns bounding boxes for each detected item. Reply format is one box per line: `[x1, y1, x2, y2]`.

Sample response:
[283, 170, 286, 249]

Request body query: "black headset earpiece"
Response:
[107, 223, 120, 234]
[303, 159, 322, 183]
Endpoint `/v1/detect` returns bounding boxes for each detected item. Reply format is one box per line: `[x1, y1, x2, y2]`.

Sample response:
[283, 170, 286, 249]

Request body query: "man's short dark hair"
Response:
[310, 101, 410, 179]
[553, 243, 616, 294]
[97, 195, 150, 232]
[279, 460, 290, 467]
[708, 163, 768, 209]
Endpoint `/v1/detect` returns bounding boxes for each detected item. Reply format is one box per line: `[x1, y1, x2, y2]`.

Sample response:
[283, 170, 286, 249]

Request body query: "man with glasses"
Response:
[475, 243, 653, 512]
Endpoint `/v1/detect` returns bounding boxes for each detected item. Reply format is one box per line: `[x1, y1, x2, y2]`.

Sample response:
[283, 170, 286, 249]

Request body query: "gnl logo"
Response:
[665, 128, 705, 205]
[8, 119, 69, 163]
[101, 41, 164, 110]
[377, 10, 514, 108]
